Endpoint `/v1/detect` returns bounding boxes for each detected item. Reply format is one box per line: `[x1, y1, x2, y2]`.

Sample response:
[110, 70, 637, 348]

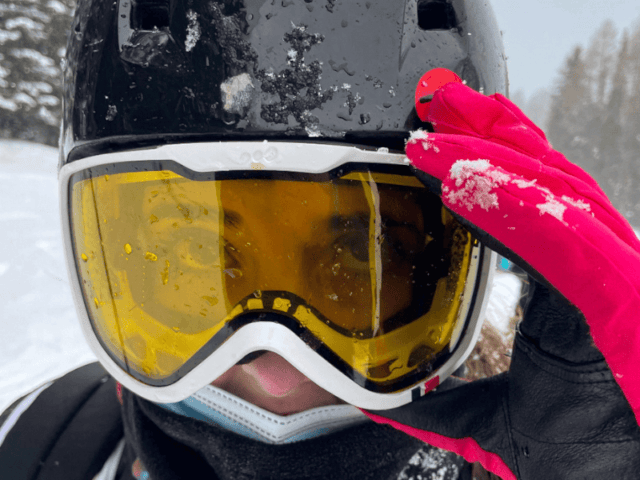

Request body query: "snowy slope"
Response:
[0, 140, 637, 414]
[0, 141, 96, 413]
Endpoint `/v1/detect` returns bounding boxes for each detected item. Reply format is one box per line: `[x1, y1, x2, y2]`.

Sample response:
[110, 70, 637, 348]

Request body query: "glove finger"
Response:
[407, 133, 640, 253]
[428, 83, 550, 160]
[362, 376, 517, 480]
[489, 93, 604, 191]
[428, 82, 612, 206]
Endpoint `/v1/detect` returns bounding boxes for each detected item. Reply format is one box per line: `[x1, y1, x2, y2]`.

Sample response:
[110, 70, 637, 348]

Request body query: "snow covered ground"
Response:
[0, 140, 636, 414]
[0, 141, 96, 413]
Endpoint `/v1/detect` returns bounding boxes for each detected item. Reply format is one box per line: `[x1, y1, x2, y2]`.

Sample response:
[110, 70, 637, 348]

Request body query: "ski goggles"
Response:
[60, 142, 494, 409]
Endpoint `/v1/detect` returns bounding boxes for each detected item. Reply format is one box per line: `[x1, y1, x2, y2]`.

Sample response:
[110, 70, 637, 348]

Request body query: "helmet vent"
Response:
[132, 0, 171, 30]
[417, 0, 457, 30]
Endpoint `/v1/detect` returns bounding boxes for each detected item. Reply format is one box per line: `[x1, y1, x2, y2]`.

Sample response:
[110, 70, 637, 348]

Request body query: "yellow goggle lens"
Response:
[70, 166, 475, 387]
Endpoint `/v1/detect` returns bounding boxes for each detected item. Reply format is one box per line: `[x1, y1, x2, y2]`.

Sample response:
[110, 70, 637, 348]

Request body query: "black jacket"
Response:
[0, 363, 484, 480]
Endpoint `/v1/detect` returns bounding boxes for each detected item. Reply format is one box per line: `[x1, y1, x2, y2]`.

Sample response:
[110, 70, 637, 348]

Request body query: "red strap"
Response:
[362, 410, 516, 480]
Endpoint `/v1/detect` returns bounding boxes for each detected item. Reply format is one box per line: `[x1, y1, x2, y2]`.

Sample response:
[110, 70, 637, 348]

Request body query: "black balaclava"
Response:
[120, 387, 467, 480]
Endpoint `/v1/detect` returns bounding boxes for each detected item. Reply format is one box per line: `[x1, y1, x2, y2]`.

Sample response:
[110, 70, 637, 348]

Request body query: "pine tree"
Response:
[599, 30, 629, 212]
[0, 0, 74, 146]
[522, 86, 551, 132]
[509, 89, 527, 111]
[585, 20, 618, 107]
[546, 19, 640, 222]
[621, 21, 640, 221]
[546, 46, 593, 167]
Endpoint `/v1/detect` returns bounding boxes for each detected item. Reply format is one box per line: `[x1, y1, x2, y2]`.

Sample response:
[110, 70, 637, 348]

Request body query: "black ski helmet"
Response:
[61, 0, 508, 164]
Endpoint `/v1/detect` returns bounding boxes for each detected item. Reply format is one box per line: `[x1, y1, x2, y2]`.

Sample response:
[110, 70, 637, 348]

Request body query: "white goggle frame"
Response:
[59, 141, 495, 410]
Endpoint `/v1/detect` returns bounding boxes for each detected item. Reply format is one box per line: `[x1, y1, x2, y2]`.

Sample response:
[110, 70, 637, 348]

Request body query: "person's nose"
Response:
[251, 233, 312, 295]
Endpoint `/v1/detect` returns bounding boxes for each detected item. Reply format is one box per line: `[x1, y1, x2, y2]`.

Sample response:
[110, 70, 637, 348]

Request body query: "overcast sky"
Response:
[491, 0, 640, 101]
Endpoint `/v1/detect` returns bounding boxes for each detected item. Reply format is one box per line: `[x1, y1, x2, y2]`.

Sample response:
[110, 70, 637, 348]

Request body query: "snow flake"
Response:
[220, 73, 254, 114]
[18, 81, 52, 96]
[47, 0, 67, 13]
[407, 128, 429, 144]
[185, 10, 201, 52]
[449, 159, 491, 178]
[561, 195, 591, 212]
[14, 92, 36, 108]
[397, 446, 459, 480]
[513, 178, 537, 189]
[37, 106, 57, 126]
[406, 129, 439, 151]
[105, 105, 117, 121]
[0, 95, 18, 112]
[291, 22, 306, 32]
[536, 195, 568, 225]
[11, 48, 55, 69]
[305, 125, 321, 137]
[487, 169, 511, 184]
[6, 17, 44, 34]
[38, 95, 59, 107]
[423, 140, 439, 152]
[446, 159, 507, 212]
[0, 29, 22, 44]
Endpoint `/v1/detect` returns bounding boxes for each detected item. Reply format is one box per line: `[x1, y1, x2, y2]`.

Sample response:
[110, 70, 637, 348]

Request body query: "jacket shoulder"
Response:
[0, 362, 124, 480]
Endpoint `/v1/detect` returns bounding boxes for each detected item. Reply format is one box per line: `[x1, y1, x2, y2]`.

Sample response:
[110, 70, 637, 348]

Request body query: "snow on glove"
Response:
[362, 82, 640, 479]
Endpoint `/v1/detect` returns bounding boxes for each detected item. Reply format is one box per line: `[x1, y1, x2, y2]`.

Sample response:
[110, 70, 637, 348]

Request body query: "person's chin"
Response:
[210, 351, 345, 415]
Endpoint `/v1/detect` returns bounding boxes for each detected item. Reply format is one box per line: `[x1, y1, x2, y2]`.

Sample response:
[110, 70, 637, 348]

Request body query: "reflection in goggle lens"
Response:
[71, 167, 475, 388]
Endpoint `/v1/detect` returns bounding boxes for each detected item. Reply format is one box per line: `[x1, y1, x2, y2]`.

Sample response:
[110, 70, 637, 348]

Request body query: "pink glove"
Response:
[363, 82, 640, 479]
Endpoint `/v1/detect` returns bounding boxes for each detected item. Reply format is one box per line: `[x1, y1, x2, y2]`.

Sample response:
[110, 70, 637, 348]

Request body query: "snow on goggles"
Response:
[61, 142, 492, 408]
